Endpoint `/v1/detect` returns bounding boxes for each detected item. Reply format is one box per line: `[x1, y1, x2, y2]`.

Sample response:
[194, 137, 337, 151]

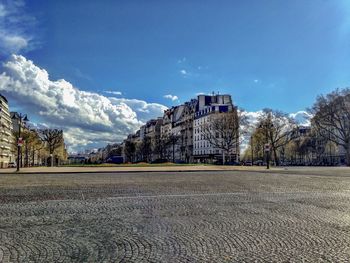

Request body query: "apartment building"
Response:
[142, 118, 163, 139]
[193, 94, 238, 163]
[158, 98, 197, 162]
[171, 99, 197, 162]
[123, 93, 240, 163]
[0, 94, 14, 168]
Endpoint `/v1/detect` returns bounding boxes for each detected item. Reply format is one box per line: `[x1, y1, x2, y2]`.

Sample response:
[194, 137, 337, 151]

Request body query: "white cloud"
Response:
[0, 1, 36, 55]
[241, 110, 312, 129]
[0, 33, 28, 52]
[163, 94, 179, 101]
[254, 79, 259, 83]
[104, 90, 122, 96]
[109, 97, 167, 122]
[242, 110, 263, 126]
[180, 69, 187, 75]
[0, 55, 167, 151]
[289, 110, 312, 126]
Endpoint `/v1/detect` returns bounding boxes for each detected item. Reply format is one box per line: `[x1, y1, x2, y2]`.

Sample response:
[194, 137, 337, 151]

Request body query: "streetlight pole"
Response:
[11, 113, 29, 172]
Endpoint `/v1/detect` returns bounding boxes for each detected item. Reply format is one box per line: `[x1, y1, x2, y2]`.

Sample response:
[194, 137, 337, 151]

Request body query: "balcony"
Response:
[0, 145, 11, 150]
[0, 137, 9, 143]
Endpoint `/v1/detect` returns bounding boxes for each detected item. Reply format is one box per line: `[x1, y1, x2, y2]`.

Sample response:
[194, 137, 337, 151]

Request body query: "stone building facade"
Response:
[0, 94, 14, 168]
[123, 93, 240, 163]
[193, 95, 238, 163]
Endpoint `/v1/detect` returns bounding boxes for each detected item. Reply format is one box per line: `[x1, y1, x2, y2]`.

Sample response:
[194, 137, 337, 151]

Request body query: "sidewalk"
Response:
[0, 165, 275, 174]
[1, 165, 349, 176]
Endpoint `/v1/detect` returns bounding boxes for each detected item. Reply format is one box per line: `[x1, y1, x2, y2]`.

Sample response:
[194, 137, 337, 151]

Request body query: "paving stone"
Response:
[0, 171, 349, 262]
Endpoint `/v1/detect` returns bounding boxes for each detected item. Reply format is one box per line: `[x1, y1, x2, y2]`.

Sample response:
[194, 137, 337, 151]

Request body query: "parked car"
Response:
[226, 161, 240, 165]
[106, 156, 124, 164]
[8, 162, 16, 168]
[254, 160, 264, 166]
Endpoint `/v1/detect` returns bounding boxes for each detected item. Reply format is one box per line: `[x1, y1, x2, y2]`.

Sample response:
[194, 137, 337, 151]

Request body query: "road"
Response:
[0, 169, 350, 262]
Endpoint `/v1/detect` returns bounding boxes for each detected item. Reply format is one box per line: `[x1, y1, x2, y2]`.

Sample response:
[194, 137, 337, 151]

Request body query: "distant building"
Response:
[67, 153, 88, 164]
[193, 94, 238, 163]
[88, 148, 103, 163]
[122, 93, 241, 163]
[161, 99, 197, 162]
[0, 94, 14, 168]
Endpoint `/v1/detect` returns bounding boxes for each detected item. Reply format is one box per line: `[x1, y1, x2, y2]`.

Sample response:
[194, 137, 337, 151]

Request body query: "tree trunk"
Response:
[346, 144, 350, 166]
[273, 147, 279, 166]
[172, 143, 175, 163]
[50, 152, 54, 167]
[222, 151, 225, 165]
[24, 143, 27, 167]
[32, 149, 35, 166]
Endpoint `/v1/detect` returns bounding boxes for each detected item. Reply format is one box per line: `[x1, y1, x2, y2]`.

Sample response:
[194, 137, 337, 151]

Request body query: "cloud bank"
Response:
[0, 55, 311, 153]
[0, 55, 167, 151]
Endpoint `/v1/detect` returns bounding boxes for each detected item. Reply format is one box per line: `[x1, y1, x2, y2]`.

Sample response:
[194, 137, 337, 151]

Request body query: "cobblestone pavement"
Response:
[0, 170, 350, 262]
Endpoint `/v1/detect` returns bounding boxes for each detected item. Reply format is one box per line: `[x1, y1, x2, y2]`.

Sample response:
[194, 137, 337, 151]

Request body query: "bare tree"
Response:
[152, 134, 168, 160]
[31, 134, 46, 166]
[38, 129, 64, 166]
[167, 133, 180, 163]
[106, 145, 123, 159]
[138, 136, 152, 162]
[23, 130, 36, 167]
[12, 129, 44, 167]
[255, 109, 296, 166]
[246, 129, 266, 163]
[311, 88, 350, 165]
[201, 108, 244, 164]
[124, 141, 136, 162]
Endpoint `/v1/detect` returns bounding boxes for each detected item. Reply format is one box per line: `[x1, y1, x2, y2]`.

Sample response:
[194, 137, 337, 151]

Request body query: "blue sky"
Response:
[1, 0, 350, 150]
[25, 0, 350, 111]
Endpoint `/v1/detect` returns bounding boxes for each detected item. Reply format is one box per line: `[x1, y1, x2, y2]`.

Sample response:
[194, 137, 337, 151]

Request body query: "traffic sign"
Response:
[17, 137, 23, 147]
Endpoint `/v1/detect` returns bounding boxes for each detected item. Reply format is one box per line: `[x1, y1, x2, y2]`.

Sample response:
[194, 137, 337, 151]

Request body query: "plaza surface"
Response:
[0, 164, 283, 174]
[0, 168, 350, 262]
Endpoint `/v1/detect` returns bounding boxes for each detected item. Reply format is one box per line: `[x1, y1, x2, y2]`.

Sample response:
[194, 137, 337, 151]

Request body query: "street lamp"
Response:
[11, 113, 29, 172]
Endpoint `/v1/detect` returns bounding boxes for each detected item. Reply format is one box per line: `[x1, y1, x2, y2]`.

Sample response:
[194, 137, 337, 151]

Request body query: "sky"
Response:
[0, 0, 350, 151]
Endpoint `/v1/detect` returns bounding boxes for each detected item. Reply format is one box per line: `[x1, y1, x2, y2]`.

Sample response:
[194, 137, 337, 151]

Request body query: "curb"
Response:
[0, 168, 279, 175]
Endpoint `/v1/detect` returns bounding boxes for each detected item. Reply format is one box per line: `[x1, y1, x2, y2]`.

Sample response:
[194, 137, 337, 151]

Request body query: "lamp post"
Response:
[11, 113, 29, 172]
